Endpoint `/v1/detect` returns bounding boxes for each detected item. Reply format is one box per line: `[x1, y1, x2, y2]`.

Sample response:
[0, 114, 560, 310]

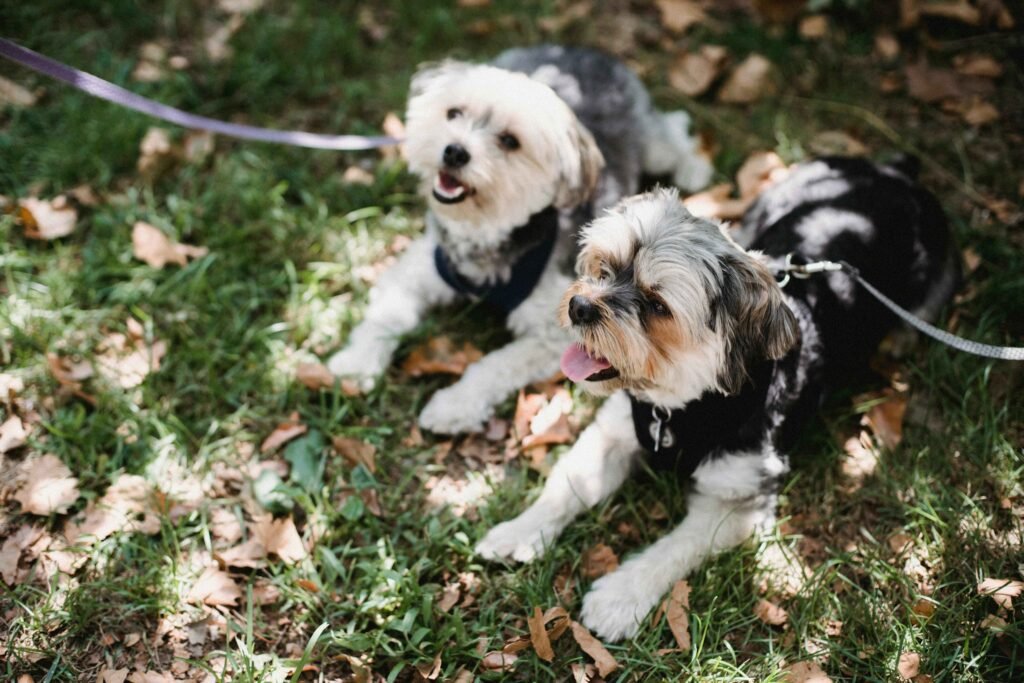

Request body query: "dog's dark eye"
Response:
[446, 108, 462, 120]
[648, 298, 670, 316]
[498, 132, 520, 151]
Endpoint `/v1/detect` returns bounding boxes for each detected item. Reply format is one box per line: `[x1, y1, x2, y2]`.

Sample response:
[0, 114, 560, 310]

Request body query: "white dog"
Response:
[329, 45, 712, 433]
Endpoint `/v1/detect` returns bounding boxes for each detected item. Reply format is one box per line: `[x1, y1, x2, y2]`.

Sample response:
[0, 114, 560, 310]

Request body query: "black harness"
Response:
[433, 206, 559, 314]
[629, 361, 775, 478]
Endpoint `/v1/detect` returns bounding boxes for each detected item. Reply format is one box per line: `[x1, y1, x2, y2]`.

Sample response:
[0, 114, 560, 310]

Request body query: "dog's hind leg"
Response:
[475, 391, 639, 562]
[327, 236, 457, 390]
[640, 109, 713, 193]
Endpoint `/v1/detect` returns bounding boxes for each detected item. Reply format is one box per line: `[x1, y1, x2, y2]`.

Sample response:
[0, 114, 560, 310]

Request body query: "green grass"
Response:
[2, 1, 1022, 681]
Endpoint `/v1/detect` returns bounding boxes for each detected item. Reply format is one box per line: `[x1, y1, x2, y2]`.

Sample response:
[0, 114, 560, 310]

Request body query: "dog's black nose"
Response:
[442, 144, 470, 168]
[569, 295, 601, 325]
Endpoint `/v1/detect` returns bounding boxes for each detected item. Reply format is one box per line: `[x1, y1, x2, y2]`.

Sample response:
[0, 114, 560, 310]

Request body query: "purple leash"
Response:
[0, 38, 401, 151]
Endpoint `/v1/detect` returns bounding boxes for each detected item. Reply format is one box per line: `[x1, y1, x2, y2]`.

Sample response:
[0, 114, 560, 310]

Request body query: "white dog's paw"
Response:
[475, 516, 560, 563]
[580, 568, 664, 642]
[326, 345, 386, 391]
[418, 387, 492, 434]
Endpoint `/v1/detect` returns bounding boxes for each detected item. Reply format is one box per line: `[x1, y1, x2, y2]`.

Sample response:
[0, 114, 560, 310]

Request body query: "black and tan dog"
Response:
[476, 156, 959, 640]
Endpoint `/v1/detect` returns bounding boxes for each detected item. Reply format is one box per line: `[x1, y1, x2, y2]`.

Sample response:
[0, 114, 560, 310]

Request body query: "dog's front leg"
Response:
[418, 332, 565, 434]
[580, 483, 777, 642]
[475, 391, 638, 562]
[328, 236, 457, 390]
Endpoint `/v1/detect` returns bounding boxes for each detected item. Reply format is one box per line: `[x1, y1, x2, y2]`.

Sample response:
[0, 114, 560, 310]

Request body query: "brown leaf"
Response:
[132, 221, 208, 268]
[665, 580, 691, 651]
[332, 435, 377, 472]
[655, 0, 707, 34]
[1, 525, 45, 585]
[808, 130, 869, 157]
[798, 15, 829, 39]
[480, 651, 518, 671]
[402, 337, 483, 376]
[874, 33, 901, 61]
[570, 620, 619, 677]
[260, 420, 307, 453]
[538, 1, 593, 33]
[46, 353, 97, 404]
[187, 567, 242, 606]
[977, 577, 1024, 609]
[64, 473, 161, 544]
[953, 54, 1003, 79]
[514, 391, 548, 438]
[343, 166, 375, 186]
[14, 454, 80, 516]
[582, 543, 620, 579]
[0, 415, 30, 454]
[861, 390, 907, 449]
[217, 537, 266, 568]
[905, 61, 993, 104]
[97, 668, 131, 683]
[296, 362, 360, 395]
[898, 651, 921, 680]
[668, 45, 728, 97]
[528, 606, 555, 662]
[782, 660, 833, 682]
[957, 98, 999, 126]
[919, 1, 980, 25]
[17, 196, 77, 240]
[522, 389, 574, 449]
[380, 111, 406, 160]
[95, 325, 168, 389]
[754, 598, 789, 626]
[0, 75, 38, 107]
[718, 54, 775, 105]
[253, 516, 307, 563]
[209, 507, 243, 544]
[416, 653, 442, 680]
[437, 581, 461, 613]
[137, 127, 175, 176]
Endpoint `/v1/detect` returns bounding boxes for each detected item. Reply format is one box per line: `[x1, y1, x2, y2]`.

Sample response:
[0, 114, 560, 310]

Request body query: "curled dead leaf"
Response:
[95, 324, 168, 389]
[682, 183, 749, 221]
[668, 45, 729, 97]
[798, 15, 828, 40]
[736, 151, 789, 201]
[570, 620, 619, 677]
[782, 660, 833, 682]
[17, 196, 77, 240]
[528, 606, 555, 662]
[953, 54, 1003, 79]
[665, 580, 691, 651]
[14, 454, 80, 516]
[905, 60, 993, 104]
[919, 0, 980, 25]
[402, 336, 483, 377]
[253, 515, 307, 563]
[897, 651, 921, 680]
[65, 473, 162, 544]
[874, 33, 901, 61]
[860, 389, 907, 449]
[480, 650, 518, 671]
[0, 75, 38, 108]
[718, 54, 775, 105]
[977, 577, 1024, 609]
[187, 566, 242, 606]
[132, 222, 208, 268]
[296, 362, 360, 395]
[655, 0, 707, 34]
[332, 435, 377, 472]
[0, 415, 30, 454]
[260, 419, 307, 453]
[754, 598, 789, 626]
[582, 543, 620, 579]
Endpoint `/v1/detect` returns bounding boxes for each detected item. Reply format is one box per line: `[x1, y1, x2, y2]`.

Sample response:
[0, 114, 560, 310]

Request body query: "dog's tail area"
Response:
[641, 110, 714, 193]
[885, 153, 921, 180]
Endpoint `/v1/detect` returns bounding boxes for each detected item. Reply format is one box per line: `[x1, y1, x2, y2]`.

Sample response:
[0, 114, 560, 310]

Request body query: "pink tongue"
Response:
[560, 344, 611, 382]
[439, 172, 461, 191]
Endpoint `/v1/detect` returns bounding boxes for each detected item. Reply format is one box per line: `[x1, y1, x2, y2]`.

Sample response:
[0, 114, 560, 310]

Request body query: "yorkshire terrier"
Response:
[476, 156, 958, 640]
[327, 45, 712, 433]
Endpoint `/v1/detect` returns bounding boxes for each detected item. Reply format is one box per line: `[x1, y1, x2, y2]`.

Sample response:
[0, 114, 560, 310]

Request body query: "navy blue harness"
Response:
[433, 206, 559, 314]
[630, 360, 774, 478]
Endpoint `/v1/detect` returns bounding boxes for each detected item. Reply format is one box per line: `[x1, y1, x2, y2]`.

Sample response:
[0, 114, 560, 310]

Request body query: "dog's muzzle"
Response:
[568, 295, 601, 325]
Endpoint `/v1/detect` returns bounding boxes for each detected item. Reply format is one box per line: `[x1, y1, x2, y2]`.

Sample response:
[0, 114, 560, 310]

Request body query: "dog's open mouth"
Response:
[432, 172, 472, 204]
[561, 343, 620, 382]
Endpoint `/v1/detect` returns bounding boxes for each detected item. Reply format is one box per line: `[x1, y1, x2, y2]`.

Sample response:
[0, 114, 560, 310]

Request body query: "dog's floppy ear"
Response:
[716, 252, 800, 394]
[553, 119, 605, 209]
[409, 59, 472, 99]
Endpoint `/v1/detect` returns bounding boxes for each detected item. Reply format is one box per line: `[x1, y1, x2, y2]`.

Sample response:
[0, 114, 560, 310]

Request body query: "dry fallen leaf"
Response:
[480, 651, 518, 671]
[97, 668, 131, 683]
[977, 577, 1024, 609]
[523, 389, 574, 449]
[808, 130, 868, 157]
[188, 567, 242, 606]
[683, 183, 749, 221]
[260, 419, 307, 453]
[17, 196, 77, 240]
[296, 362, 360, 395]
[897, 651, 921, 680]
[668, 45, 729, 97]
[132, 221, 208, 268]
[861, 390, 908, 449]
[514, 391, 548, 439]
[0, 414, 30, 453]
[137, 127, 175, 176]
[956, 98, 1000, 126]
[416, 653, 443, 681]
[799, 15, 828, 39]
[874, 33, 901, 61]
[919, 0, 979, 25]
[665, 580, 692, 651]
[570, 620, 619, 677]
[582, 543, 620, 579]
[0, 525, 45, 585]
[655, 0, 707, 34]
[253, 515, 307, 563]
[736, 151, 789, 201]
[528, 606, 555, 662]
[95, 324, 168, 390]
[0, 75, 38, 108]
[64, 473, 161, 544]
[343, 165, 375, 186]
[953, 53, 1003, 79]
[332, 435, 377, 472]
[14, 454, 80, 516]
[904, 60, 993, 104]
[402, 336, 483, 377]
[718, 54, 775, 105]
[437, 581, 461, 613]
[381, 111, 406, 160]
[46, 353, 97, 405]
[782, 660, 833, 682]
[754, 598, 789, 626]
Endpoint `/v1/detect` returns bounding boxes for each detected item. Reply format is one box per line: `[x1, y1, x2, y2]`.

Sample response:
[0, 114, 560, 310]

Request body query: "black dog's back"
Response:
[742, 156, 959, 380]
